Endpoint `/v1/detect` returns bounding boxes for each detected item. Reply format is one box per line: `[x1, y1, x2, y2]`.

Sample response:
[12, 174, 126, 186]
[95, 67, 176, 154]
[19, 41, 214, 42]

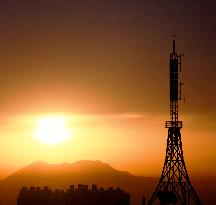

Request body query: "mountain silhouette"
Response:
[0, 160, 213, 205]
[0, 160, 157, 205]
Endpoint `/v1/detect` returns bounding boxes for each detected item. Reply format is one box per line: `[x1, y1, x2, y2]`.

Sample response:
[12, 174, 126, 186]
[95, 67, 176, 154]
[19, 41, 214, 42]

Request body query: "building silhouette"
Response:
[17, 184, 130, 205]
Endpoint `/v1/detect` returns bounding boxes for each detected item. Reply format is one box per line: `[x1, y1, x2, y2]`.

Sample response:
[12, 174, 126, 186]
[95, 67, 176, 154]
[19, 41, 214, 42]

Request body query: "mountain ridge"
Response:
[4, 160, 132, 181]
[0, 160, 212, 205]
[0, 160, 156, 205]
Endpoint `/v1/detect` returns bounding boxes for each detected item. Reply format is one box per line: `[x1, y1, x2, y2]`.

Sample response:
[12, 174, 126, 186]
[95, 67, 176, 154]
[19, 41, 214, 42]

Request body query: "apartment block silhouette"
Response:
[17, 184, 130, 205]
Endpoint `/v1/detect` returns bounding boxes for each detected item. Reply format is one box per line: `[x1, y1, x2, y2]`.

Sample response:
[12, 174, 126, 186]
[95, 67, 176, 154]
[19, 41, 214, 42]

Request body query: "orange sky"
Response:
[0, 1, 215, 179]
[0, 112, 215, 179]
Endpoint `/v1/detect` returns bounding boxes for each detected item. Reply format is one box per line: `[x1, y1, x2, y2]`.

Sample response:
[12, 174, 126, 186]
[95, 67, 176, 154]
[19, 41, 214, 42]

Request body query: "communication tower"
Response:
[147, 36, 202, 205]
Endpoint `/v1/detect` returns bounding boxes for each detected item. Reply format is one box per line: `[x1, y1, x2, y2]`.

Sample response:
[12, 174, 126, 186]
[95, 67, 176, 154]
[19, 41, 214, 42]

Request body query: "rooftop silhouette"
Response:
[17, 184, 130, 205]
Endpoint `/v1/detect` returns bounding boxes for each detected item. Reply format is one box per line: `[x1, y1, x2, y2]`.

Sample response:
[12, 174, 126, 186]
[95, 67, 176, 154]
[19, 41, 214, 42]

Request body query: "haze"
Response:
[0, 1, 215, 179]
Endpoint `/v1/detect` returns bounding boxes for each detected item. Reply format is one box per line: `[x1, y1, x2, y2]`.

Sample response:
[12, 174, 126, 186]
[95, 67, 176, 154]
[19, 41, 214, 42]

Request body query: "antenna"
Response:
[172, 33, 176, 54]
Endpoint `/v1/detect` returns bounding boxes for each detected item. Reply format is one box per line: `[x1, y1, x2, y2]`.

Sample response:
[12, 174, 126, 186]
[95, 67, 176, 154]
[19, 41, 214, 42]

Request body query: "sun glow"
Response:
[34, 116, 71, 144]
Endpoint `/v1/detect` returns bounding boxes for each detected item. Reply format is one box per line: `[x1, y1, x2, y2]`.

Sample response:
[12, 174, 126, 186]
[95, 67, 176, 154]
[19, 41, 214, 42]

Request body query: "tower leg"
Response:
[147, 128, 202, 205]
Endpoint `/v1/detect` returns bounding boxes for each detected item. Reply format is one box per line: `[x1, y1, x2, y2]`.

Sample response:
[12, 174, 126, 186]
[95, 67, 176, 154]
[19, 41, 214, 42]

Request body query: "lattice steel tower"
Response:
[147, 37, 202, 205]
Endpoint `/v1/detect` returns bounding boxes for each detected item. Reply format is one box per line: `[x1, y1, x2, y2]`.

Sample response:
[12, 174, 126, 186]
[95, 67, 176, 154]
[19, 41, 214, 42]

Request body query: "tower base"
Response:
[148, 127, 202, 205]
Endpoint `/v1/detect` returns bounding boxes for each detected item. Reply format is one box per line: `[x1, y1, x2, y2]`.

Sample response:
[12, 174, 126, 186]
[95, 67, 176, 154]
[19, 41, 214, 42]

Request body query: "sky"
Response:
[0, 0, 215, 179]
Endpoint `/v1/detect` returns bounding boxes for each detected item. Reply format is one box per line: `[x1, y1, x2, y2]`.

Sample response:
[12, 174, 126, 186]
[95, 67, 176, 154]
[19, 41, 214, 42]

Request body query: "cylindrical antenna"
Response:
[173, 39, 175, 54]
[172, 33, 176, 54]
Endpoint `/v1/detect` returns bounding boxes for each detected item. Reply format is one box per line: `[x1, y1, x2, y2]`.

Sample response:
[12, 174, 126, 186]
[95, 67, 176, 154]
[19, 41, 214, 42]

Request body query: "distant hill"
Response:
[0, 160, 157, 205]
[0, 160, 214, 205]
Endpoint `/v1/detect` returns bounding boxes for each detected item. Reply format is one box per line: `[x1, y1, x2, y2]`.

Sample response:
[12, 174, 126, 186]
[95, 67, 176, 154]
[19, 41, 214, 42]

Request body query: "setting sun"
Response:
[34, 116, 71, 144]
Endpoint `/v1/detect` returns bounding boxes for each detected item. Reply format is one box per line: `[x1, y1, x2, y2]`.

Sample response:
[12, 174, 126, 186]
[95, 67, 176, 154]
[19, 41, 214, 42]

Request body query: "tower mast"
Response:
[147, 36, 202, 205]
[166, 34, 182, 128]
